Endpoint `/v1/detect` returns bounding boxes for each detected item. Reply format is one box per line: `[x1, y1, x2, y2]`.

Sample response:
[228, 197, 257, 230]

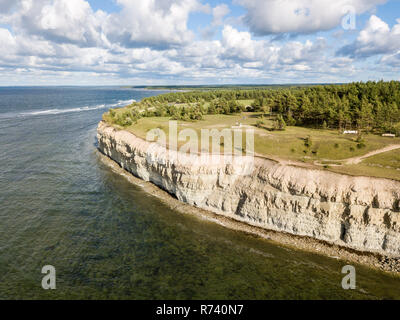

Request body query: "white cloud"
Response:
[238, 0, 387, 35]
[279, 38, 327, 64]
[37, 0, 106, 46]
[2, 0, 206, 49]
[221, 25, 264, 61]
[212, 4, 230, 26]
[220, 25, 329, 68]
[338, 15, 400, 59]
[104, 0, 205, 49]
[0, 28, 16, 51]
[3, 0, 106, 47]
[0, 0, 395, 84]
[200, 3, 230, 39]
[0, 19, 351, 84]
[0, 28, 19, 65]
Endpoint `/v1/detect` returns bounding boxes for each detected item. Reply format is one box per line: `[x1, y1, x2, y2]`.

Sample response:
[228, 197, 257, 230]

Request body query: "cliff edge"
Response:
[97, 121, 400, 258]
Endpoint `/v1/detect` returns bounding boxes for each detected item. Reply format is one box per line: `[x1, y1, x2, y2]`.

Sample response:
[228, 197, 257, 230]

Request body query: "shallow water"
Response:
[0, 87, 399, 300]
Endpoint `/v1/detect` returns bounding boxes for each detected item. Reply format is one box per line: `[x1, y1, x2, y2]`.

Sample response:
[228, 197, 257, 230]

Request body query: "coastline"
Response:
[97, 121, 400, 273]
[98, 150, 400, 274]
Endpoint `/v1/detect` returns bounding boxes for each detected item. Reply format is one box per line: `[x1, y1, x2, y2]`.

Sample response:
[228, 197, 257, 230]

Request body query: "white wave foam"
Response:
[19, 99, 136, 117]
[110, 99, 136, 108]
[22, 105, 107, 116]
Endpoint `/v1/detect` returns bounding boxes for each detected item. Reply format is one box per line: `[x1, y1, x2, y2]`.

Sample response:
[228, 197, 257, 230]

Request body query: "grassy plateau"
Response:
[103, 85, 400, 181]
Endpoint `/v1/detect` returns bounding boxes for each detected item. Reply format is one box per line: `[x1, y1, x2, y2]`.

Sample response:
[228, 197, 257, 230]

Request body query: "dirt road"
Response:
[344, 144, 400, 165]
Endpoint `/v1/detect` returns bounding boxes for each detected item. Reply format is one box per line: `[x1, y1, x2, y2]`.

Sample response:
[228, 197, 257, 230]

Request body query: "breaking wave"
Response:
[18, 99, 136, 117]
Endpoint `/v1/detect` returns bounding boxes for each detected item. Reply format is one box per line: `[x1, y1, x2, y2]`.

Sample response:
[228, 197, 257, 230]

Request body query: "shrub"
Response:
[357, 142, 366, 149]
[304, 136, 312, 148]
[274, 114, 286, 131]
[256, 117, 265, 128]
[356, 135, 364, 143]
[286, 113, 296, 126]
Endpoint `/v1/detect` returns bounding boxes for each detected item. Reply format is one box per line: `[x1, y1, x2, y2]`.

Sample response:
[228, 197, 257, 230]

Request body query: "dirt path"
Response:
[344, 144, 400, 165]
[256, 145, 400, 169]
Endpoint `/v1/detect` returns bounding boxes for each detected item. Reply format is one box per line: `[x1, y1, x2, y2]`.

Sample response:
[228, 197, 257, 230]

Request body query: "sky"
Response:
[0, 0, 399, 86]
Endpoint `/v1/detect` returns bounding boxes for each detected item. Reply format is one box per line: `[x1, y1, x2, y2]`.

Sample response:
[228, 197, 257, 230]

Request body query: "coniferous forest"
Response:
[118, 81, 400, 135]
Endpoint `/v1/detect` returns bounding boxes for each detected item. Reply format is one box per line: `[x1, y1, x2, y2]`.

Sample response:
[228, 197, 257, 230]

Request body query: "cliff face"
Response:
[97, 121, 400, 257]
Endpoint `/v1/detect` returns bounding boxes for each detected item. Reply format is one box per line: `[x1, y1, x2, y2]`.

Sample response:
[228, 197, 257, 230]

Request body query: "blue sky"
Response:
[0, 0, 399, 85]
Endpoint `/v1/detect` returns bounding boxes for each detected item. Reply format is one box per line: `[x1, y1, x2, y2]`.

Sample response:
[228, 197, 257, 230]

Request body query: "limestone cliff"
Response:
[97, 121, 400, 258]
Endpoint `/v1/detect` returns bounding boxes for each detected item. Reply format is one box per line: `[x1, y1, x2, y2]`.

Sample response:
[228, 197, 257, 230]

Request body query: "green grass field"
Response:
[363, 148, 400, 169]
[334, 148, 400, 180]
[104, 108, 400, 181]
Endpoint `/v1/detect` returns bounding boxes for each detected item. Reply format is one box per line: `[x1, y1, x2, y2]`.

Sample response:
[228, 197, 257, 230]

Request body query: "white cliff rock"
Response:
[97, 121, 400, 257]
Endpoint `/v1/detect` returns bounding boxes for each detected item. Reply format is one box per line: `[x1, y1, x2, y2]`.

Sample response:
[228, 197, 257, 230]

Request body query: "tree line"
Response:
[112, 81, 400, 134]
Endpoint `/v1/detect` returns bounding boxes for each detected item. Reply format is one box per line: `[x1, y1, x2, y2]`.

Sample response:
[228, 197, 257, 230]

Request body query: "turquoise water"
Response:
[0, 87, 399, 300]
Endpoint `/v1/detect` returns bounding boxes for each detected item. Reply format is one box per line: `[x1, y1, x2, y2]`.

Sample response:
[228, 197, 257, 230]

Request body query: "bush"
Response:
[256, 116, 265, 128]
[304, 136, 312, 148]
[274, 114, 286, 131]
[357, 142, 366, 149]
[356, 135, 364, 143]
[286, 113, 296, 126]
[256, 120, 264, 128]
[112, 110, 138, 127]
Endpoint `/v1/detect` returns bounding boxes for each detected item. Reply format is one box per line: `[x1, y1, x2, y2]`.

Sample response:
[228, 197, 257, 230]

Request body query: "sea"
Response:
[0, 86, 399, 299]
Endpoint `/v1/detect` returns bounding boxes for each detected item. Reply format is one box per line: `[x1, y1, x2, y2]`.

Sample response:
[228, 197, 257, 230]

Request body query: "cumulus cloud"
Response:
[337, 15, 400, 59]
[0, 28, 18, 65]
[238, 0, 387, 35]
[104, 0, 206, 49]
[3, 0, 106, 47]
[212, 4, 230, 26]
[0, 0, 391, 84]
[279, 38, 327, 64]
[0, 28, 16, 49]
[2, 0, 206, 49]
[200, 3, 230, 39]
[221, 25, 266, 61]
[220, 25, 329, 69]
[0, 20, 350, 83]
